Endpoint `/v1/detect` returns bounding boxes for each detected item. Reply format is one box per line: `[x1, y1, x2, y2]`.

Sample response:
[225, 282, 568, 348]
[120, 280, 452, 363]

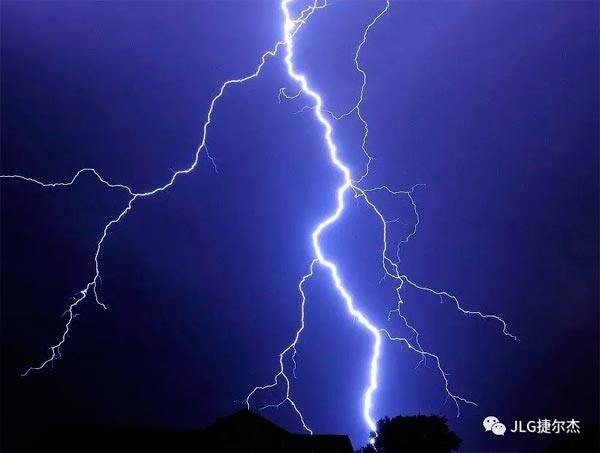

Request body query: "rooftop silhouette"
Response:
[28, 409, 353, 452]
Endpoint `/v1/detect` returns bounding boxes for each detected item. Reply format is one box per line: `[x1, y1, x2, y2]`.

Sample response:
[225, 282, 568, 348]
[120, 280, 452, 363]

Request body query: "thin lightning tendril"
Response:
[1, 3, 321, 377]
[1, 0, 515, 442]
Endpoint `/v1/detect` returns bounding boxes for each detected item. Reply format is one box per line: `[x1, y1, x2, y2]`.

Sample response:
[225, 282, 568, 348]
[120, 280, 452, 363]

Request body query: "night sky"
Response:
[1, 1, 598, 452]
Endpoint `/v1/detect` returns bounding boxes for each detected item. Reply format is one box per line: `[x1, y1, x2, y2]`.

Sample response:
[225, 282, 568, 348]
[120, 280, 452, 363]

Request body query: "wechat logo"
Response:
[483, 416, 506, 436]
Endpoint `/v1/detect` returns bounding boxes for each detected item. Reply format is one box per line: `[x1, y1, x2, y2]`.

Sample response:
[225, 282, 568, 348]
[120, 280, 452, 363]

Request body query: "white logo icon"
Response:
[492, 422, 506, 435]
[484, 416, 506, 436]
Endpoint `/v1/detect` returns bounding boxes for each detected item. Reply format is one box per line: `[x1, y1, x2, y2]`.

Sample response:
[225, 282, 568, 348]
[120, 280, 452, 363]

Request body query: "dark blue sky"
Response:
[1, 1, 598, 451]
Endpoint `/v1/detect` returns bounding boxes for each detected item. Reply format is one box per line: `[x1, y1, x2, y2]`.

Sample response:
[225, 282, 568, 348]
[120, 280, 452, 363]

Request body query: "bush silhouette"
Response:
[358, 415, 462, 453]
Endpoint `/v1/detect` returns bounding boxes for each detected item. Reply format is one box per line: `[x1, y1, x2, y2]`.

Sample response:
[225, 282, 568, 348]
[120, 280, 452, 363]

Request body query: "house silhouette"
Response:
[198, 409, 354, 452]
[28, 409, 354, 452]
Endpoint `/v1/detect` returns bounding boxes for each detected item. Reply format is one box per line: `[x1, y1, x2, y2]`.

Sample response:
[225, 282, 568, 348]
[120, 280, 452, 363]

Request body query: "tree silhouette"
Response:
[358, 415, 462, 453]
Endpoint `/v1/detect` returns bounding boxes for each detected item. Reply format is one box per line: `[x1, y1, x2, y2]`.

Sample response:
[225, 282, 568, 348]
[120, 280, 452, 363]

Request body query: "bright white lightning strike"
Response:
[1, 0, 515, 442]
[245, 0, 516, 437]
[269, 0, 386, 433]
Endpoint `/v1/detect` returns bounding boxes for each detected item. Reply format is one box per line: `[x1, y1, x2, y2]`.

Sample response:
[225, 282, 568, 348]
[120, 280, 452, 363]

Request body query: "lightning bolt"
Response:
[245, 0, 516, 439]
[1, 0, 515, 443]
